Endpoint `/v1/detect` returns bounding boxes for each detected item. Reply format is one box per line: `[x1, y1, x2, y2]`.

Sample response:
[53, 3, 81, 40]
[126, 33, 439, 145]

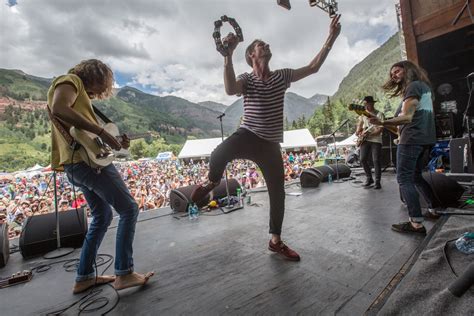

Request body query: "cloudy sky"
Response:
[1, 0, 398, 105]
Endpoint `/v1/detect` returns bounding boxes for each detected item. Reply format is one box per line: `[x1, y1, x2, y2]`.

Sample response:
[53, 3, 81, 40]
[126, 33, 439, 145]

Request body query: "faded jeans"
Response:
[396, 144, 435, 223]
[64, 162, 138, 281]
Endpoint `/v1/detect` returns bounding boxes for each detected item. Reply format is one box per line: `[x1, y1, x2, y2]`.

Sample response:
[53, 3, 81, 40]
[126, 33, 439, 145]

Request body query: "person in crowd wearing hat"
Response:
[47, 59, 153, 294]
[355, 96, 385, 189]
[191, 15, 342, 261]
[369, 60, 437, 235]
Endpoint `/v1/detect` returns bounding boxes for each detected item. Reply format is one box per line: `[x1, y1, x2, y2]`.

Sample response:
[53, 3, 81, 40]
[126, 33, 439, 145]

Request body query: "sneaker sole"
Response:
[391, 227, 426, 235]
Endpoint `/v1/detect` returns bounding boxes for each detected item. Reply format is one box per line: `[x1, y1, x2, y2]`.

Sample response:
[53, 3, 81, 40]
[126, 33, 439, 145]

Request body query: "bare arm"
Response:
[51, 83, 122, 150]
[291, 14, 341, 83]
[51, 83, 103, 135]
[355, 117, 364, 136]
[222, 33, 245, 96]
[370, 97, 417, 127]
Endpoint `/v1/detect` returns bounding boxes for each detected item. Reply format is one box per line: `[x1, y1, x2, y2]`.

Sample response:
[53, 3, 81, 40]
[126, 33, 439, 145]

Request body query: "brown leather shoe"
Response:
[190, 181, 218, 203]
[268, 240, 301, 261]
[424, 210, 441, 220]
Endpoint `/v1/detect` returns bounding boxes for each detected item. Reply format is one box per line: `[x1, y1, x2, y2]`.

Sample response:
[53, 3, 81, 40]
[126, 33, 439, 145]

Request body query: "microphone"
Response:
[217, 113, 225, 119]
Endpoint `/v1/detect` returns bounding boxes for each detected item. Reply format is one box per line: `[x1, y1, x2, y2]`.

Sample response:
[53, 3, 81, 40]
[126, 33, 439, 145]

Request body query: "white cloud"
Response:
[0, 0, 398, 105]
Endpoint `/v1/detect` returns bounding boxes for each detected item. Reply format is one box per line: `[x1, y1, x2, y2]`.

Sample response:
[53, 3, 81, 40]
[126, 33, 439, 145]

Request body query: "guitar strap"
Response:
[92, 104, 112, 124]
[46, 106, 78, 149]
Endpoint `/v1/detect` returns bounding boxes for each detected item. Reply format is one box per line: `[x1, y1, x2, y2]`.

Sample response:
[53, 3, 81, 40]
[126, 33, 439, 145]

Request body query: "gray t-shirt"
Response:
[395, 81, 436, 145]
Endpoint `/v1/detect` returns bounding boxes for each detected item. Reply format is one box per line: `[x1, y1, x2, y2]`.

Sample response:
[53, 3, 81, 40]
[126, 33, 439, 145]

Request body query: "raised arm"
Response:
[222, 33, 245, 95]
[291, 14, 341, 83]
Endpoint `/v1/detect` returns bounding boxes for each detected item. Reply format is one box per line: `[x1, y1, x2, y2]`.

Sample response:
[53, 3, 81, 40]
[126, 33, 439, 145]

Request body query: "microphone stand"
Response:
[217, 113, 233, 208]
[330, 119, 349, 183]
[461, 76, 473, 172]
[44, 171, 74, 259]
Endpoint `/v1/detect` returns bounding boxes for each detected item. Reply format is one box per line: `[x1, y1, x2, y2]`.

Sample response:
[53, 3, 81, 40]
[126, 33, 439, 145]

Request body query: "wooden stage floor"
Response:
[0, 172, 437, 315]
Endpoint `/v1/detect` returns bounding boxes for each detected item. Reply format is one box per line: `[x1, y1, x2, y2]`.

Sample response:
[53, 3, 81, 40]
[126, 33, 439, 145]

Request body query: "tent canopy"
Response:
[178, 129, 317, 159]
[327, 133, 357, 148]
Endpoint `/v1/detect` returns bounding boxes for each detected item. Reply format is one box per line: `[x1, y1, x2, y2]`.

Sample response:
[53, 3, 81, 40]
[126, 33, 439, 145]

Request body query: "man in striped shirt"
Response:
[192, 15, 341, 261]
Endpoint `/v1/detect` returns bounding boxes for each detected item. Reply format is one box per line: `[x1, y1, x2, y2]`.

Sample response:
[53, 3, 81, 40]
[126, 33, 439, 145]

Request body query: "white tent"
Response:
[178, 129, 317, 159]
[280, 129, 317, 151]
[328, 133, 357, 148]
[178, 137, 225, 159]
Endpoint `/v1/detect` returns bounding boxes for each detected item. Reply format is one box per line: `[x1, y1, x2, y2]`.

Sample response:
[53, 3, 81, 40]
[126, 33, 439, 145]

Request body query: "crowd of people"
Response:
[0, 151, 319, 239]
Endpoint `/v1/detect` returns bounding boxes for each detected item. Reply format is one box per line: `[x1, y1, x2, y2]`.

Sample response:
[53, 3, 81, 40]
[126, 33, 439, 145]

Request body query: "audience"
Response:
[0, 151, 321, 239]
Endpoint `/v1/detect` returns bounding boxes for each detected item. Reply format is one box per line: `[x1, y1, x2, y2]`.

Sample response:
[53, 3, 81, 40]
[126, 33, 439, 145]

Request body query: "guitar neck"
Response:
[117, 133, 150, 141]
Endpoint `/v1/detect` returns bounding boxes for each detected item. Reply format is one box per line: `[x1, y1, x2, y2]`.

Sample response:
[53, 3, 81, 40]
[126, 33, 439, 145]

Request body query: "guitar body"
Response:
[70, 123, 118, 168]
[70, 124, 152, 168]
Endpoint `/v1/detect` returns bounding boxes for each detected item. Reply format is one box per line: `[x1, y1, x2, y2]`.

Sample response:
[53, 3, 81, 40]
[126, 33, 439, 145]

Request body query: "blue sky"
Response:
[1, 0, 398, 104]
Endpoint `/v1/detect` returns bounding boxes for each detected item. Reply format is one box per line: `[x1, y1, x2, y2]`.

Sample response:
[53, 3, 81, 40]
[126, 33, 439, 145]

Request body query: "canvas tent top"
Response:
[327, 133, 357, 148]
[178, 129, 317, 159]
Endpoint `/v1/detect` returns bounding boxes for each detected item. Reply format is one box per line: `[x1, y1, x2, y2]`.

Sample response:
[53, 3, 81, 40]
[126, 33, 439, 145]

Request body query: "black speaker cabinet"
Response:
[170, 179, 242, 213]
[211, 178, 240, 199]
[327, 163, 352, 179]
[300, 168, 323, 187]
[0, 223, 9, 268]
[19, 208, 88, 259]
[313, 165, 333, 182]
[422, 172, 465, 208]
[449, 138, 474, 173]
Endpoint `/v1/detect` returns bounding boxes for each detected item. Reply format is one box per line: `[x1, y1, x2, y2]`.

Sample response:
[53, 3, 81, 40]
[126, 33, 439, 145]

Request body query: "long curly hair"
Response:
[382, 60, 432, 98]
[68, 59, 114, 99]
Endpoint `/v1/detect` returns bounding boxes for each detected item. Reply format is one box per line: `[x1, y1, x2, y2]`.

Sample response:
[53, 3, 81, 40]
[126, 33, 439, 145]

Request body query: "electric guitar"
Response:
[356, 126, 375, 147]
[348, 104, 400, 144]
[70, 123, 154, 168]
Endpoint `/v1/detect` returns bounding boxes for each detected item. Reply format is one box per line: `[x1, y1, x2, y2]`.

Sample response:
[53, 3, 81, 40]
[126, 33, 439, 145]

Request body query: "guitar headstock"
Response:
[348, 103, 368, 116]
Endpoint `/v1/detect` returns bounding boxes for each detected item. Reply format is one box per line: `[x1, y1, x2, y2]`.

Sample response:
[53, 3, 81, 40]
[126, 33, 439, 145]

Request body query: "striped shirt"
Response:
[238, 68, 293, 142]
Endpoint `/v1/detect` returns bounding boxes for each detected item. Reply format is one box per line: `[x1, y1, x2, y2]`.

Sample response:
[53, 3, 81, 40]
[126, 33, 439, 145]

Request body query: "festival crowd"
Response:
[0, 151, 320, 239]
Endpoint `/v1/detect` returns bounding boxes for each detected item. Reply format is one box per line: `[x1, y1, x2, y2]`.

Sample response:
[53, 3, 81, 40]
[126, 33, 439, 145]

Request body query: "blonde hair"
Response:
[68, 59, 114, 99]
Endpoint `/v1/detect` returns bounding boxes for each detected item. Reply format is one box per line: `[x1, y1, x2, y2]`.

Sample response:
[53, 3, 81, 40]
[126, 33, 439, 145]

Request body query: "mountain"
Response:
[309, 93, 328, 106]
[331, 32, 402, 115]
[198, 101, 227, 113]
[0, 68, 51, 100]
[222, 92, 327, 134]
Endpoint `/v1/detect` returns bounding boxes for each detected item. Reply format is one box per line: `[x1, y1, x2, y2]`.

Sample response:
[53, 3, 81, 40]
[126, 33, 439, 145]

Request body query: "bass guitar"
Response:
[356, 126, 374, 147]
[70, 123, 153, 169]
[348, 104, 400, 144]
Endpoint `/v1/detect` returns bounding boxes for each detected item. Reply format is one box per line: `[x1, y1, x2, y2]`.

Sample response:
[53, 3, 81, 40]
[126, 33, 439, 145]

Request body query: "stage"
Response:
[1, 171, 471, 315]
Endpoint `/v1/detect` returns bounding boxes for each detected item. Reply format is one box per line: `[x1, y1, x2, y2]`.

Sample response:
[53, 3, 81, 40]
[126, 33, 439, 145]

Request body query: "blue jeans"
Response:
[396, 144, 435, 223]
[64, 163, 139, 281]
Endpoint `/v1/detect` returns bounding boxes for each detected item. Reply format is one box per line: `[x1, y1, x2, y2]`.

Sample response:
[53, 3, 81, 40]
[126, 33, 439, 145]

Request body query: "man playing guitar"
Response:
[47, 59, 153, 294]
[355, 96, 385, 189]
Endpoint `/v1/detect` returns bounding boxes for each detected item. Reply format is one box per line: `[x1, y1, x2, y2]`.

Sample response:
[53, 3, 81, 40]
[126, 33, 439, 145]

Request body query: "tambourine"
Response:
[212, 15, 244, 57]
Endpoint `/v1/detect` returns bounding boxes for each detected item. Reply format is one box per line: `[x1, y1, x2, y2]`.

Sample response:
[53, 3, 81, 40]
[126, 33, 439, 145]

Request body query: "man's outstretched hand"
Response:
[329, 14, 341, 41]
[222, 32, 239, 56]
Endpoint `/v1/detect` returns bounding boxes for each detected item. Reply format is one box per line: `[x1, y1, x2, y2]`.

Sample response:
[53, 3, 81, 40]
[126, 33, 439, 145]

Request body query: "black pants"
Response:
[208, 128, 285, 235]
[360, 141, 382, 183]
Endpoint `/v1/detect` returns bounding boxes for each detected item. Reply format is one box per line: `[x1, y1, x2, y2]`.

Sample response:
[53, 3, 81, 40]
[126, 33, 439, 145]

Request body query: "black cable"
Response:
[443, 238, 460, 277]
[45, 147, 120, 315]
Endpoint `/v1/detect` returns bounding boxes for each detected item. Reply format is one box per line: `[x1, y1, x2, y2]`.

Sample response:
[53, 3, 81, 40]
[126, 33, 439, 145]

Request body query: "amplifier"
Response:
[436, 113, 455, 139]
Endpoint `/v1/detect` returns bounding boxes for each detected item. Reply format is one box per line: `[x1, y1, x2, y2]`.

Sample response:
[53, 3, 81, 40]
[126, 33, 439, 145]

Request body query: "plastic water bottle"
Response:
[188, 203, 194, 220]
[236, 188, 243, 207]
[328, 174, 333, 184]
[193, 204, 199, 220]
[455, 232, 474, 254]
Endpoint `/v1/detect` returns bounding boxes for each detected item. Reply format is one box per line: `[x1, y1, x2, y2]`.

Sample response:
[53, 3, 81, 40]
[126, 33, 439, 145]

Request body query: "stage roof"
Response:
[178, 129, 317, 159]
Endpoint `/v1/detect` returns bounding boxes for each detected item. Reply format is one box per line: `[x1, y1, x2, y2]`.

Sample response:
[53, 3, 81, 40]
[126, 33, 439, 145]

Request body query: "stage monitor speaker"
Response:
[327, 163, 352, 179]
[19, 208, 87, 259]
[300, 168, 323, 187]
[0, 223, 9, 268]
[170, 179, 242, 212]
[422, 172, 465, 208]
[211, 178, 240, 199]
[449, 138, 474, 173]
[313, 165, 333, 182]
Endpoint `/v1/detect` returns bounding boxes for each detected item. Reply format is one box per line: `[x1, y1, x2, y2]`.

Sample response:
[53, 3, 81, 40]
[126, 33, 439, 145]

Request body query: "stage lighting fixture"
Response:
[309, 0, 339, 17]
